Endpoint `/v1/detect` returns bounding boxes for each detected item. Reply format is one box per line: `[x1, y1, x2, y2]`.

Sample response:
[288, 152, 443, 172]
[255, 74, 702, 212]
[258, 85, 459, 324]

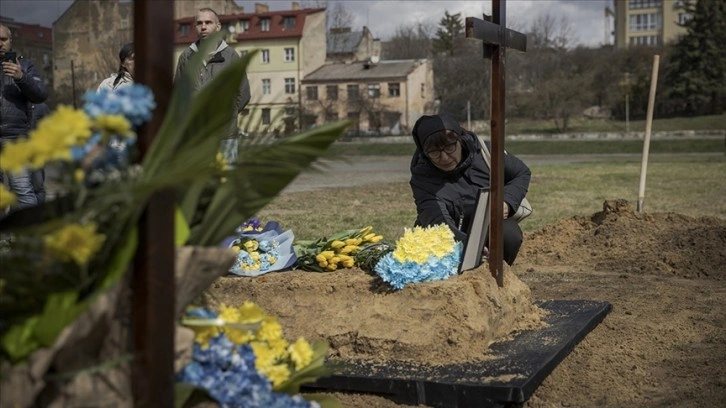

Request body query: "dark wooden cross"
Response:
[132, 1, 175, 406]
[465, 0, 527, 287]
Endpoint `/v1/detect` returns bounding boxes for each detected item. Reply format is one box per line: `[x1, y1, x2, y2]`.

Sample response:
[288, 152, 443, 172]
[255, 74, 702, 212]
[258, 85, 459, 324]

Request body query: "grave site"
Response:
[203, 199, 726, 407]
[1, 1, 724, 408]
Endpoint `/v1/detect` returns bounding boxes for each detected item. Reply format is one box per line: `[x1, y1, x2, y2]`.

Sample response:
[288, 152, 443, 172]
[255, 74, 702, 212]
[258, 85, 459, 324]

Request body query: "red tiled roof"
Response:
[174, 8, 324, 45]
[12, 23, 52, 48]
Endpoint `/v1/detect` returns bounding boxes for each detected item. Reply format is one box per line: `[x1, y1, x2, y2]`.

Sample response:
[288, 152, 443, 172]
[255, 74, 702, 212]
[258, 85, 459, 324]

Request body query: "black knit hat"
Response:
[411, 112, 463, 150]
[119, 42, 134, 63]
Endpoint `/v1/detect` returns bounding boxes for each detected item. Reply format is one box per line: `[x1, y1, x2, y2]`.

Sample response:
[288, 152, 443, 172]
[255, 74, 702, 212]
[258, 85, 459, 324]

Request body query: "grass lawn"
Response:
[259, 155, 726, 242]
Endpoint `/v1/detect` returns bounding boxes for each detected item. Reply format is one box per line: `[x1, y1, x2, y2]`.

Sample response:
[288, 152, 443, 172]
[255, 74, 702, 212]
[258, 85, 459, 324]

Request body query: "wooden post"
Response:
[465, 0, 526, 287]
[637, 54, 660, 213]
[131, 1, 175, 406]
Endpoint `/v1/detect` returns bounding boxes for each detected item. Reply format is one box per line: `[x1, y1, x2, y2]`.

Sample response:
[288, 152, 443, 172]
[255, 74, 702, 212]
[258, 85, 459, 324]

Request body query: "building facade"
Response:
[613, 0, 694, 48]
[301, 59, 435, 136]
[52, 0, 242, 106]
[174, 3, 326, 136]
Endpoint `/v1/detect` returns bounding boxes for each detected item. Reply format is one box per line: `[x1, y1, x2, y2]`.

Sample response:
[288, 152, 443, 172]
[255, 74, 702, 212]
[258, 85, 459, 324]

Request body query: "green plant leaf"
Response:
[98, 226, 138, 291]
[174, 382, 199, 408]
[33, 291, 85, 347]
[175, 207, 190, 247]
[1, 316, 40, 362]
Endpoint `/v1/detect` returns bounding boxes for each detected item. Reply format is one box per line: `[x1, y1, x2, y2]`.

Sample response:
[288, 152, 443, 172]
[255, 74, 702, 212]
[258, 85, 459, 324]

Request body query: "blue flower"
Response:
[375, 242, 462, 290]
[83, 84, 156, 126]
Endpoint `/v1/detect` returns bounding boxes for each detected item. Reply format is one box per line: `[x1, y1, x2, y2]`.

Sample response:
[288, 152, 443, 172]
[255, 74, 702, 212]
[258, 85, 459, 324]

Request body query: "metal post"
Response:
[637, 55, 660, 213]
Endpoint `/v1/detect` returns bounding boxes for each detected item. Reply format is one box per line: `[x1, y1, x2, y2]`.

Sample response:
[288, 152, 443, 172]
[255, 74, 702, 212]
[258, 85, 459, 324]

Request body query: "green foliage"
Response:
[432, 11, 464, 56]
[665, 0, 726, 116]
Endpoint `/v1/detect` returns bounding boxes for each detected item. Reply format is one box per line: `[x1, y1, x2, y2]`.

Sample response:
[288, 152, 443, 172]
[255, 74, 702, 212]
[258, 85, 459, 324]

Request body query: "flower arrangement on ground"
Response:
[222, 218, 297, 276]
[0, 31, 350, 408]
[374, 224, 462, 289]
[293, 226, 384, 272]
[179, 301, 334, 408]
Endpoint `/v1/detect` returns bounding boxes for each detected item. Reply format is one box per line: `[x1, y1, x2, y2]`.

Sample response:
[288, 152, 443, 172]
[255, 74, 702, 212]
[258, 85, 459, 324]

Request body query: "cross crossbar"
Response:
[465, 16, 527, 54]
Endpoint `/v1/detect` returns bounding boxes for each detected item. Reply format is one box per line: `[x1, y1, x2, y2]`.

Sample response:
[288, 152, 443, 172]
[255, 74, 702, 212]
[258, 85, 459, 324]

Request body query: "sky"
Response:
[0, 0, 613, 47]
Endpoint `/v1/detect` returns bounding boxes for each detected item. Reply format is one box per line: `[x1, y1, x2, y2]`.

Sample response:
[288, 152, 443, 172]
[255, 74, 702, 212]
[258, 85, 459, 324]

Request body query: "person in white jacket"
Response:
[97, 43, 134, 91]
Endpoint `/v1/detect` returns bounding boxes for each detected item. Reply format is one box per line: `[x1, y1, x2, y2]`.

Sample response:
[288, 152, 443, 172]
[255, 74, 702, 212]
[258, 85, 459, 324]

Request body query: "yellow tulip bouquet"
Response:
[293, 226, 385, 272]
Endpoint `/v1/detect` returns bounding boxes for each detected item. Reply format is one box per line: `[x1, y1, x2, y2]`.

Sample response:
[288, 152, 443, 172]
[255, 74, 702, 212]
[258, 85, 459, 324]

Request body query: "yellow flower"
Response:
[267, 338, 289, 359]
[345, 238, 362, 246]
[251, 341, 276, 371]
[215, 152, 230, 171]
[318, 260, 328, 268]
[0, 140, 34, 173]
[0, 184, 17, 209]
[359, 226, 373, 236]
[263, 363, 290, 388]
[393, 225, 454, 264]
[320, 250, 335, 260]
[218, 304, 241, 323]
[325, 263, 337, 271]
[43, 222, 106, 266]
[244, 240, 259, 252]
[226, 327, 255, 345]
[330, 240, 345, 249]
[192, 326, 219, 348]
[340, 255, 355, 268]
[231, 245, 241, 253]
[93, 114, 133, 138]
[34, 105, 93, 147]
[257, 317, 283, 342]
[368, 234, 384, 243]
[238, 301, 265, 323]
[288, 337, 313, 370]
[339, 245, 358, 254]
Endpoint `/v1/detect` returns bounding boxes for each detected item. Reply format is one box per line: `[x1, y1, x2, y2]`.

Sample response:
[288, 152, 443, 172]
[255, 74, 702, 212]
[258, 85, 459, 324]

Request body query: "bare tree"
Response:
[528, 12, 573, 50]
[328, 1, 354, 30]
[383, 22, 433, 60]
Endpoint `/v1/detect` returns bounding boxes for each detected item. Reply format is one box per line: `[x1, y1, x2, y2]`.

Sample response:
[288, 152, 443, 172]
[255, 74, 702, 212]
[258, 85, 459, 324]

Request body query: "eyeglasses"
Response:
[426, 142, 458, 160]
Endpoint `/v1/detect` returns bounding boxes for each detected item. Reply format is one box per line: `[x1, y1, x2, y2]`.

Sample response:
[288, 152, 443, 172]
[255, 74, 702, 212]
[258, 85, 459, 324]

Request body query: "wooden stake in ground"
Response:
[465, 0, 527, 286]
[637, 54, 660, 213]
[131, 1, 175, 406]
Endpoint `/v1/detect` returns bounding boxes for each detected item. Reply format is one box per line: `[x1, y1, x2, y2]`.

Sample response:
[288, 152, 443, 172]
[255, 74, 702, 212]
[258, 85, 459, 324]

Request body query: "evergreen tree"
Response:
[665, 0, 726, 116]
[432, 11, 464, 56]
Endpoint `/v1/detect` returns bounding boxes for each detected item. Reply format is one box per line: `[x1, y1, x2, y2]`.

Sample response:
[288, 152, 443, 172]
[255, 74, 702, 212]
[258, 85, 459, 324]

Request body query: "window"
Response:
[262, 108, 271, 125]
[262, 79, 271, 95]
[629, 13, 661, 31]
[261, 18, 270, 32]
[629, 35, 659, 46]
[388, 83, 400, 97]
[326, 85, 338, 100]
[261, 49, 270, 64]
[367, 83, 381, 98]
[347, 84, 360, 100]
[420, 83, 425, 98]
[285, 107, 296, 116]
[628, 0, 662, 9]
[284, 47, 295, 62]
[180, 23, 190, 36]
[283, 16, 296, 29]
[306, 86, 318, 100]
[285, 78, 296, 94]
[241, 20, 249, 32]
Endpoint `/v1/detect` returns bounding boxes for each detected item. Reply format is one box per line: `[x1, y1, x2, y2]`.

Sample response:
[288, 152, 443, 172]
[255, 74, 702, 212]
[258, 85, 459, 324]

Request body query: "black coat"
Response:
[0, 55, 48, 138]
[409, 131, 531, 242]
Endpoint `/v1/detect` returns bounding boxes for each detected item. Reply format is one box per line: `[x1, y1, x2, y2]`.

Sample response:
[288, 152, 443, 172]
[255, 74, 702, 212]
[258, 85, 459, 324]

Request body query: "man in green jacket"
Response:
[175, 7, 251, 162]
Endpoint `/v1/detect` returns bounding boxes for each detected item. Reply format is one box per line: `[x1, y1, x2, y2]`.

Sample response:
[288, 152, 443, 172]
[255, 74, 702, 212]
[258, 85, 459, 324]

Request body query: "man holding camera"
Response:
[0, 24, 48, 209]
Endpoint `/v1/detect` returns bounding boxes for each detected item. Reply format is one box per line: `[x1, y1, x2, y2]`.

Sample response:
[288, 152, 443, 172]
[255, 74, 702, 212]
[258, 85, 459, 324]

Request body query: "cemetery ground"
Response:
[245, 150, 726, 407]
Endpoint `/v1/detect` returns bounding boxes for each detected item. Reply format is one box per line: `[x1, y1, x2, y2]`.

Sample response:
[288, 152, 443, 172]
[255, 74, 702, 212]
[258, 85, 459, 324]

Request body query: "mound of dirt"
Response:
[520, 199, 726, 280]
[205, 266, 545, 366]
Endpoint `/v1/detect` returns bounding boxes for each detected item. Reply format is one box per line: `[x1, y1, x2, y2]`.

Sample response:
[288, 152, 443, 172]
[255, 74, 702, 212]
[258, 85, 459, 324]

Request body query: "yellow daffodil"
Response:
[263, 363, 291, 388]
[43, 222, 106, 266]
[288, 337, 313, 371]
[251, 341, 276, 371]
[218, 304, 241, 323]
[257, 317, 283, 342]
[0, 184, 17, 209]
[93, 114, 134, 138]
[34, 105, 93, 147]
[0, 140, 34, 173]
[267, 338, 289, 359]
[225, 327, 255, 345]
[192, 326, 219, 348]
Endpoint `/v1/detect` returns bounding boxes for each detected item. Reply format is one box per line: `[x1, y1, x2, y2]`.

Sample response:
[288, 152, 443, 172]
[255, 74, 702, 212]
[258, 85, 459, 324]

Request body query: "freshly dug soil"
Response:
[206, 199, 726, 407]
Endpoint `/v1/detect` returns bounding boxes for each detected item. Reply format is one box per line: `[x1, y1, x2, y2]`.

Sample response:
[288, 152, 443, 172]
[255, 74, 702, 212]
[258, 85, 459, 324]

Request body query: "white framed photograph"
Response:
[458, 189, 490, 273]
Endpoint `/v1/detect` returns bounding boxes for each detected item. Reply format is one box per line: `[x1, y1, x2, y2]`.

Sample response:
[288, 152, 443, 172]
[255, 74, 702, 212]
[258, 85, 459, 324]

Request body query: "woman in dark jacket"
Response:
[409, 113, 531, 265]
